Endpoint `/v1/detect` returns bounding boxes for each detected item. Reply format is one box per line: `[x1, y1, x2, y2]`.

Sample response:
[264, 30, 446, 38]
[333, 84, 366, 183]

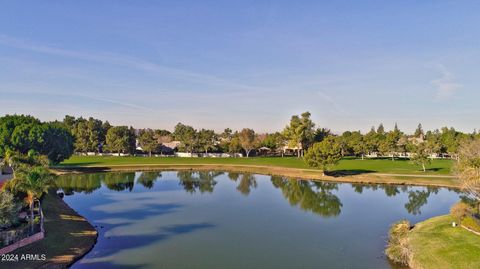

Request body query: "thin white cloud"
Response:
[316, 90, 349, 116]
[0, 34, 272, 94]
[431, 65, 462, 100]
[0, 88, 146, 111]
[71, 93, 147, 110]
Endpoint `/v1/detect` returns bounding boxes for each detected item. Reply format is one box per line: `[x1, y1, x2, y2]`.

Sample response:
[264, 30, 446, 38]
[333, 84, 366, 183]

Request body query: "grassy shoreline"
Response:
[60, 155, 453, 174]
[408, 215, 480, 269]
[55, 156, 459, 188]
[8, 193, 97, 269]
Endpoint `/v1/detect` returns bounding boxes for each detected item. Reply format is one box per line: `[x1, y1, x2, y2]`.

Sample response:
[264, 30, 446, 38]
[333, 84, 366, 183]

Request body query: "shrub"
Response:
[461, 216, 480, 233]
[0, 190, 21, 229]
[304, 137, 342, 173]
[385, 220, 412, 265]
[450, 202, 473, 222]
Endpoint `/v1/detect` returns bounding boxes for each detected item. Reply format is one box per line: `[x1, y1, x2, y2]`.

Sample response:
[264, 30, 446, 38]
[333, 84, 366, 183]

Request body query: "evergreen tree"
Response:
[304, 136, 342, 175]
[377, 123, 385, 135]
[414, 123, 424, 138]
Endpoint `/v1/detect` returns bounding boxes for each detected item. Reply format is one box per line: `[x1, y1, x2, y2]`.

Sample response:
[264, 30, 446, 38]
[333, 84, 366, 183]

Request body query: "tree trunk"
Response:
[149, 151, 152, 157]
[30, 201, 34, 234]
[361, 154, 364, 160]
[38, 200, 42, 232]
[246, 150, 251, 157]
[422, 163, 426, 172]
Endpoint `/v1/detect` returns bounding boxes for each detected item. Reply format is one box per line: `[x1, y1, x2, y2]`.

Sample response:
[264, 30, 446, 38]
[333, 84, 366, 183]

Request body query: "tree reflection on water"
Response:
[137, 171, 162, 189]
[404, 187, 439, 215]
[177, 171, 222, 193]
[227, 172, 258, 196]
[271, 176, 342, 217]
[103, 172, 135, 192]
[55, 173, 103, 194]
[55, 171, 452, 217]
[351, 183, 444, 215]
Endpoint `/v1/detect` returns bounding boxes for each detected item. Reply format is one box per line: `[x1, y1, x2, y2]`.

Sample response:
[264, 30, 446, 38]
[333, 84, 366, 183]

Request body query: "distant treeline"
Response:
[0, 115, 73, 163]
[1, 113, 478, 162]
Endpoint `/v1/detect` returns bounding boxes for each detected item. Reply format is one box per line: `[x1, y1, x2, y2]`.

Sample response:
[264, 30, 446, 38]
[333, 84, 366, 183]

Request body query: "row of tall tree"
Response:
[0, 115, 74, 164]
[138, 123, 284, 157]
[140, 113, 326, 157]
[56, 113, 321, 157]
[63, 115, 112, 153]
[2, 113, 478, 160]
[336, 123, 473, 159]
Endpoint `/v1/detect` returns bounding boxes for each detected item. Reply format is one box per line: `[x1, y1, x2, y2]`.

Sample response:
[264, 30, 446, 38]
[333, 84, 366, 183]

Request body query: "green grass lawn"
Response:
[59, 155, 453, 175]
[409, 215, 480, 269]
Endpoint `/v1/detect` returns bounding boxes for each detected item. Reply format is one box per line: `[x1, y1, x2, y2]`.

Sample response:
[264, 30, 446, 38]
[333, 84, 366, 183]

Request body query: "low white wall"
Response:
[0, 231, 44, 255]
[174, 152, 243, 158]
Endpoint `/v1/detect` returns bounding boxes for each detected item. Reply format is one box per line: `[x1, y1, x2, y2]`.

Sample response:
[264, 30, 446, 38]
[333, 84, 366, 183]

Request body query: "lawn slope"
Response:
[9, 193, 97, 269]
[60, 156, 453, 175]
[409, 215, 480, 269]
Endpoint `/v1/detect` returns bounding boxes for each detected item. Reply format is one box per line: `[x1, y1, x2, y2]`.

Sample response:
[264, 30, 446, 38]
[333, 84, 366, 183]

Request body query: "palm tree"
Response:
[6, 166, 53, 233]
[1, 150, 22, 174]
[2, 150, 49, 174]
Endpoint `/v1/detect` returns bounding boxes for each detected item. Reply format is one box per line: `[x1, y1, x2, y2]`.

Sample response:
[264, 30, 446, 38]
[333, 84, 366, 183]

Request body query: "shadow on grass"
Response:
[55, 166, 113, 173]
[9, 193, 98, 269]
[56, 162, 103, 167]
[425, 168, 441, 172]
[327, 169, 376, 177]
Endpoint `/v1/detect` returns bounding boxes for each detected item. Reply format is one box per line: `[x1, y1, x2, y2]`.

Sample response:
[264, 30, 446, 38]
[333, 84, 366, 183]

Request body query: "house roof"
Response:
[163, 141, 181, 149]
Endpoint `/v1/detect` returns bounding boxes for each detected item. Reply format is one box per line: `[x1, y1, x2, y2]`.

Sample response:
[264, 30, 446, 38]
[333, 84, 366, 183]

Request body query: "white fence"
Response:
[78, 152, 243, 158]
[0, 202, 44, 254]
[174, 152, 243, 158]
[365, 152, 451, 159]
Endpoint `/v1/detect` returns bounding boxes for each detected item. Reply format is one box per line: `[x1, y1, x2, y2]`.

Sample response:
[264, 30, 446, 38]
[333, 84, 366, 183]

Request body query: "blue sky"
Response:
[1, 1, 479, 133]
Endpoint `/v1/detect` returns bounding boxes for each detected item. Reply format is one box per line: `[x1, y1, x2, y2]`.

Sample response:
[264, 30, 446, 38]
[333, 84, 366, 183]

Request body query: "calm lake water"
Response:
[56, 171, 461, 269]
